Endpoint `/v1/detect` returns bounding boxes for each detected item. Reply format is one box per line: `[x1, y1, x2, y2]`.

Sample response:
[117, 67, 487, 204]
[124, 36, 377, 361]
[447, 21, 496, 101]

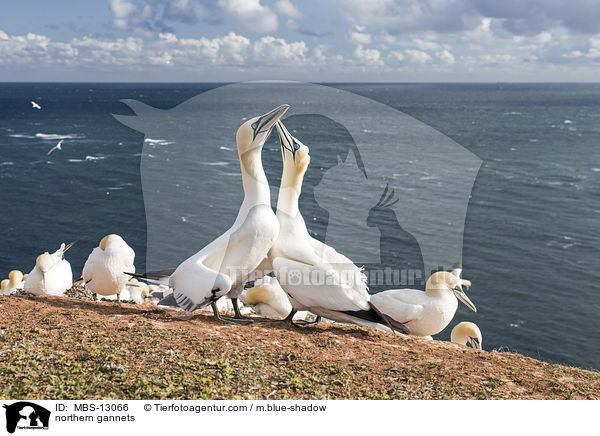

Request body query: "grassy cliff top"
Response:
[1, 295, 598, 400]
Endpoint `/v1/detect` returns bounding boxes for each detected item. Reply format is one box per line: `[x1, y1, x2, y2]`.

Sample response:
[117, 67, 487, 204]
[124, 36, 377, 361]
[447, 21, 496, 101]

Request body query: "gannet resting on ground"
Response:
[148, 105, 289, 325]
[82, 234, 135, 301]
[31, 101, 41, 110]
[125, 278, 150, 304]
[0, 279, 8, 295]
[241, 276, 293, 320]
[269, 121, 403, 332]
[3, 270, 24, 295]
[451, 321, 482, 350]
[47, 140, 63, 155]
[24, 239, 80, 296]
[370, 271, 476, 337]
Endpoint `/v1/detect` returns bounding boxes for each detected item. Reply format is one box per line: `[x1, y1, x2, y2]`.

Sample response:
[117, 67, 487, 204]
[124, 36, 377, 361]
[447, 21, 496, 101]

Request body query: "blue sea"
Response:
[0, 82, 598, 370]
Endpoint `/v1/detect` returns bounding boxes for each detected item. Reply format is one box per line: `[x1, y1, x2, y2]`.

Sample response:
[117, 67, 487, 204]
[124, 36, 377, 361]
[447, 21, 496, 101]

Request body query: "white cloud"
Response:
[405, 49, 432, 64]
[354, 45, 383, 66]
[217, 0, 278, 34]
[109, 0, 137, 30]
[274, 0, 301, 19]
[436, 49, 455, 64]
[253, 36, 307, 64]
[348, 29, 372, 45]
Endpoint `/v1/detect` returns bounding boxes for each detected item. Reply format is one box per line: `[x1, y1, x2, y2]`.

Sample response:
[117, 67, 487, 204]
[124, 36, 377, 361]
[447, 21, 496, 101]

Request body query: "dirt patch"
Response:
[1, 295, 598, 399]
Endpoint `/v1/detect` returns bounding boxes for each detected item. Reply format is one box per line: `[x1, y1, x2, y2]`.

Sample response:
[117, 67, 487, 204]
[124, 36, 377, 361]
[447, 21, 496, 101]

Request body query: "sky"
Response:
[1, 0, 600, 82]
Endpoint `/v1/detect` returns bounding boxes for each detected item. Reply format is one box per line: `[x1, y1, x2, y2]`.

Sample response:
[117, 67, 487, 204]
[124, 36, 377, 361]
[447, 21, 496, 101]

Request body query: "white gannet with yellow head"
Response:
[82, 234, 135, 300]
[269, 121, 401, 331]
[164, 105, 289, 324]
[3, 270, 24, 294]
[370, 271, 477, 337]
[125, 278, 150, 304]
[0, 279, 8, 295]
[451, 321, 482, 350]
[24, 239, 80, 296]
[241, 276, 293, 320]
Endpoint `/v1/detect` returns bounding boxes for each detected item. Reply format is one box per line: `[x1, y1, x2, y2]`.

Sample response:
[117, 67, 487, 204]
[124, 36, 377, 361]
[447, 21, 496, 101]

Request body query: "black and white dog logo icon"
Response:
[3, 402, 50, 433]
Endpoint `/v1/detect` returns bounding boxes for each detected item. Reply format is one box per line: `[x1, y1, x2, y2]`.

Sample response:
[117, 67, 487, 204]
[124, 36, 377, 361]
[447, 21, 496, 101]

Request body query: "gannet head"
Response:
[8, 270, 24, 287]
[275, 120, 310, 173]
[236, 104, 290, 155]
[243, 284, 277, 306]
[451, 321, 482, 350]
[99, 234, 125, 251]
[1, 279, 8, 293]
[426, 271, 476, 312]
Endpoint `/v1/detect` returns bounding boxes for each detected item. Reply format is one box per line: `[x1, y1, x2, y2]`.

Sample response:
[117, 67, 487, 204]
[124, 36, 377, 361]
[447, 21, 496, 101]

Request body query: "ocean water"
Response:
[0, 83, 598, 370]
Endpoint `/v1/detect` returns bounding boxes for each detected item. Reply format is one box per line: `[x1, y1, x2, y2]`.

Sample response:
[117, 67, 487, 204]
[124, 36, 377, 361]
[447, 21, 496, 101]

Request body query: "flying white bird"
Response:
[47, 140, 63, 155]
[370, 271, 477, 337]
[31, 101, 41, 110]
[269, 121, 403, 332]
[132, 105, 289, 324]
[24, 239, 81, 296]
[82, 234, 135, 301]
[451, 321, 482, 350]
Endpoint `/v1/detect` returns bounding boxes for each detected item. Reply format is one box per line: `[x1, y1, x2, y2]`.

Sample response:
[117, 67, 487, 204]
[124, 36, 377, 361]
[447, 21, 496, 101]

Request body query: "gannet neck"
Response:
[239, 147, 271, 206]
[276, 168, 302, 217]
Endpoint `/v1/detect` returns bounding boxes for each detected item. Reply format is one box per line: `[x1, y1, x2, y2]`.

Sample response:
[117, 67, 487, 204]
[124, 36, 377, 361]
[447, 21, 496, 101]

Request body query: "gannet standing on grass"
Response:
[269, 121, 403, 332]
[82, 234, 135, 301]
[451, 321, 482, 350]
[370, 271, 477, 337]
[24, 239, 80, 296]
[161, 105, 289, 324]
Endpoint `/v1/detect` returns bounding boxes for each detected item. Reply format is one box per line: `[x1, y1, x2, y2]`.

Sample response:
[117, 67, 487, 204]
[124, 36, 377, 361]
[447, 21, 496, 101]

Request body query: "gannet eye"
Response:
[293, 142, 300, 150]
[251, 122, 258, 130]
[453, 285, 461, 291]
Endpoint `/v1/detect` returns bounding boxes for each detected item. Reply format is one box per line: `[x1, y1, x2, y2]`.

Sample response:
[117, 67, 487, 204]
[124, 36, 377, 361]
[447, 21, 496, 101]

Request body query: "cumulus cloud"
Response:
[253, 36, 307, 64]
[274, 0, 301, 19]
[348, 26, 372, 44]
[354, 45, 383, 66]
[217, 0, 278, 34]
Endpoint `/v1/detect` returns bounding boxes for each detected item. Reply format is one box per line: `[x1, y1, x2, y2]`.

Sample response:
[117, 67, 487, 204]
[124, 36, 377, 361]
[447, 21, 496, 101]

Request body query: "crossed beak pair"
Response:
[254, 105, 300, 160]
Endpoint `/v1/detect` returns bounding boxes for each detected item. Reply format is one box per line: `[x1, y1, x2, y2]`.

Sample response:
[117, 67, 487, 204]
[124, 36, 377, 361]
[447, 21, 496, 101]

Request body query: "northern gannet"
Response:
[3, 270, 24, 295]
[47, 140, 63, 155]
[31, 101, 41, 110]
[82, 234, 135, 300]
[451, 321, 482, 350]
[269, 121, 403, 331]
[24, 239, 80, 296]
[0, 279, 8, 295]
[241, 276, 293, 320]
[165, 105, 289, 324]
[370, 271, 476, 337]
[126, 278, 150, 304]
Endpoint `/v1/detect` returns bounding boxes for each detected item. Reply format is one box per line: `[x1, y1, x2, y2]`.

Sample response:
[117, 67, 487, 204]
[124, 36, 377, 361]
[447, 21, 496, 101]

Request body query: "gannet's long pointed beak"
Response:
[253, 104, 290, 141]
[64, 236, 85, 255]
[454, 287, 477, 312]
[468, 336, 482, 350]
[275, 120, 297, 159]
